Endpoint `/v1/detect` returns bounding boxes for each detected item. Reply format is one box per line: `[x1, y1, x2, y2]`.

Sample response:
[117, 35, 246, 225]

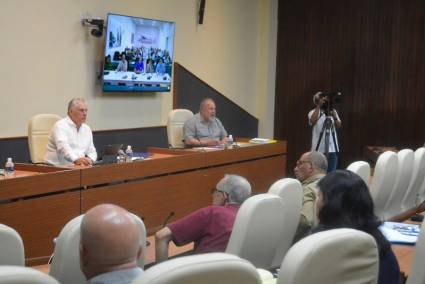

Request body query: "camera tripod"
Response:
[315, 114, 339, 157]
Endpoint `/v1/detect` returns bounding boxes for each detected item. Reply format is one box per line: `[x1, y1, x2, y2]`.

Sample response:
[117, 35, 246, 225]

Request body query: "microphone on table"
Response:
[162, 211, 175, 228]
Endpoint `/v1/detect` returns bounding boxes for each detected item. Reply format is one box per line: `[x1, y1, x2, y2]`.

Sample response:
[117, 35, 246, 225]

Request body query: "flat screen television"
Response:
[102, 13, 176, 92]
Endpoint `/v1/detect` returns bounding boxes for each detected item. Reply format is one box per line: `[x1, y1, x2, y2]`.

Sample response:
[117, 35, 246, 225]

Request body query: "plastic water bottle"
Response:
[117, 149, 126, 163]
[5, 157, 15, 176]
[227, 135, 234, 148]
[125, 145, 133, 163]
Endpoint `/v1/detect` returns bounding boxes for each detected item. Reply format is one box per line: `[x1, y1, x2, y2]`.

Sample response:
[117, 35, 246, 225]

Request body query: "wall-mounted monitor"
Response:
[103, 13, 176, 92]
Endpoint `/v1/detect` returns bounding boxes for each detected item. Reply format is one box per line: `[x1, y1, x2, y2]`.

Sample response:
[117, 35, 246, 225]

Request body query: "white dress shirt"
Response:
[44, 116, 97, 165]
[308, 109, 341, 153]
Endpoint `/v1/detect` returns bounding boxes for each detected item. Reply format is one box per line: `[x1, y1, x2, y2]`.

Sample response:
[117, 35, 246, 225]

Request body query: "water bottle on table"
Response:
[227, 135, 234, 148]
[125, 145, 133, 163]
[5, 157, 15, 177]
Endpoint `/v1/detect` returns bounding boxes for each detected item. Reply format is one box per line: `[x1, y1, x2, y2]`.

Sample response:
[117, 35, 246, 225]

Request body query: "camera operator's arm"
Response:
[309, 96, 325, 126]
[332, 110, 342, 128]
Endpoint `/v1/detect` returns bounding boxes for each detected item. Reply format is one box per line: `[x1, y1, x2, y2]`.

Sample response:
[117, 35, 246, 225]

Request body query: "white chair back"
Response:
[277, 228, 379, 284]
[384, 149, 414, 219]
[49, 213, 146, 284]
[131, 253, 261, 284]
[0, 224, 24, 266]
[369, 151, 398, 220]
[346, 161, 371, 185]
[166, 109, 193, 148]
[28, 114, 61, 163]
[406, 218, 425, 284]
[225, 193, 288, 269]
[0, 266, 59, 284]
[267, 178, 303, 268]
[401, 147, 425, 211]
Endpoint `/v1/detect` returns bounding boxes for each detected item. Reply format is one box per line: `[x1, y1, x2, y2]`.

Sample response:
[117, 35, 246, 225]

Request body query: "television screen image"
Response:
[103, 13, 176, 92]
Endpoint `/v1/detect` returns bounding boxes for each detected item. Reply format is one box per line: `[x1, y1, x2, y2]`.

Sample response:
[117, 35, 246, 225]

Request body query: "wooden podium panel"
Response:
[0, 164, 80, 200]
[81, 171, 211, 234]
[81, 152, 205, 186]
[0, 191, 80, 265]
[202, 155, 286, 194]
[204, 141, 287, 167]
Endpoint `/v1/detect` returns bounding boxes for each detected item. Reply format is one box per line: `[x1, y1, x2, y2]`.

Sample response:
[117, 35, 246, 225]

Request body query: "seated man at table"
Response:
[183, 98, 229, 146]
[44, 98, 97, 166]
[80, 204, 143, 284]
[155, 174, 251, 263]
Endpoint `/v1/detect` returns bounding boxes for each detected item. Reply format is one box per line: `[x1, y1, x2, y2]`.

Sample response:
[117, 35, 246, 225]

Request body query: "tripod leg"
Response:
[315, 122, 327, 152]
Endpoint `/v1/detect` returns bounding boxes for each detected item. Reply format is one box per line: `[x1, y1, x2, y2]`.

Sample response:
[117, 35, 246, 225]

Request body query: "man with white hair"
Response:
[293, 151, 328, 242]
[155, 174, 251, 262]
[44, 98, 97, 165]
[79, 204, 143, 284]
[183, 98, 229, 146]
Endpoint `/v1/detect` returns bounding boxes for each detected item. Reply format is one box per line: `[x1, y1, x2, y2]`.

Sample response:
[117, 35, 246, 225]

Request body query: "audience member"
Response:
[116, 54, 128, 72]
[80, 204, 143, 284]
[104, 55, 113, 70]
[183, 98, 228, 146]
[314, 170, 401, 284]
[44, 98, 97, 166]
[145, 58, 154, 73]
[155, 58, 165, 75]
[134, 57, 144, 73]
[292, 151, 327, 242]
[155, 174, 251, 263]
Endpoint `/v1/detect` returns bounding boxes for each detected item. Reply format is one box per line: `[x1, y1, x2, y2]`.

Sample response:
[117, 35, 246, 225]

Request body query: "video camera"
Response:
[320, 91, 342, 115]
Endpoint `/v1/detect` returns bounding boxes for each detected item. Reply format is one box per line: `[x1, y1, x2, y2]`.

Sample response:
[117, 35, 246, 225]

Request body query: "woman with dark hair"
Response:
[314, 170, 400, 284]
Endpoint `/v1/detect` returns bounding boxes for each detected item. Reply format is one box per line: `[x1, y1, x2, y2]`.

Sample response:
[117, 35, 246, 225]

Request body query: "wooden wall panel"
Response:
[0, 192, 80, 264]
[274, 0, 425, 170]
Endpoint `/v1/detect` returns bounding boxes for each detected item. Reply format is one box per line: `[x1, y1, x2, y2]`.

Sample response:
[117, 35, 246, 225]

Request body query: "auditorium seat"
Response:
[49, 213, 146, 284]
[401, 147, 425, 212]
[28, 114, 61, 163]
[406, 218, 425, 284]
[267, 178, 303, 268]
[0, 266, 59, 284]
[369, 151, 398, 220]
[131, 253, 261, 284]
[384, 149, 414, 220]
[225, 193, 288, 270]
[346, 160, 371, 185]
[166, 109, 193, 148]
[276, 228, 378, 284]
[0, 224, 24, 266]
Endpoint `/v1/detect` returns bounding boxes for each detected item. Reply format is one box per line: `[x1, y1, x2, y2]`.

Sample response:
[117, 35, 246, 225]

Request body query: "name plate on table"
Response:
[379, 221, 420, 245]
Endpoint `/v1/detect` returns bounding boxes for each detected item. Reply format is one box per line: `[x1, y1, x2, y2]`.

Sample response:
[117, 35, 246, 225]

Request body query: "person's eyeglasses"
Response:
[211, 188, 226, 195]
[296, 160, 312, 166]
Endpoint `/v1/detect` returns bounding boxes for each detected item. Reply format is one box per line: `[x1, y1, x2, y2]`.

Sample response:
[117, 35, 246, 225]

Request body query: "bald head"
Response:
[80, 204, 142, 280]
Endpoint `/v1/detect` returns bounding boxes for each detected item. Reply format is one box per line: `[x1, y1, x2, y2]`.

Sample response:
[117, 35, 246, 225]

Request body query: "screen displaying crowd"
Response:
[102, 14, 175, 92]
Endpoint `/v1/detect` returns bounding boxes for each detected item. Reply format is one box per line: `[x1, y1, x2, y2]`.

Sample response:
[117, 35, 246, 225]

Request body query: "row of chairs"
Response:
[0, 227, 389, 284]
[1, 174, 425, 283]
[347, 147, 425, 220]
[0, 177, 301, 283]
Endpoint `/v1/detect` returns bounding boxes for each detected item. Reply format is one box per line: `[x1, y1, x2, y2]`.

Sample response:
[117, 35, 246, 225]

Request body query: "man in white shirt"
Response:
[308, 92, 342, 172]
[44, 98, 97, 166]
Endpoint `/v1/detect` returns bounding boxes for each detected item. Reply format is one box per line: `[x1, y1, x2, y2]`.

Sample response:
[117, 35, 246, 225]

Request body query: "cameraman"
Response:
[308, 92, 342, 172]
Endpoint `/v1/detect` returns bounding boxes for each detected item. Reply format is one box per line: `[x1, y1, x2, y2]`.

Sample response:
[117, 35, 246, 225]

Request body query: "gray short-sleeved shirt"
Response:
[183, 113, 228, 143]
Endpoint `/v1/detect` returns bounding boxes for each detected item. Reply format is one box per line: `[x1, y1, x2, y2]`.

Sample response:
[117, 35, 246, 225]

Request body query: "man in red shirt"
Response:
[155, 174, 252, 263]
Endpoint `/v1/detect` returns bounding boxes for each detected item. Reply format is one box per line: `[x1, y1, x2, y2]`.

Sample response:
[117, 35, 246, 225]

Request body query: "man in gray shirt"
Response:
[183, 98, 229, 146]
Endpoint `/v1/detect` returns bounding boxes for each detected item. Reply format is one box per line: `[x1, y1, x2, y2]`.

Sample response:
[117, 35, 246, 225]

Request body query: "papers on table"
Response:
[249, 138, 277, 144]
[379, 221, 421, 245]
